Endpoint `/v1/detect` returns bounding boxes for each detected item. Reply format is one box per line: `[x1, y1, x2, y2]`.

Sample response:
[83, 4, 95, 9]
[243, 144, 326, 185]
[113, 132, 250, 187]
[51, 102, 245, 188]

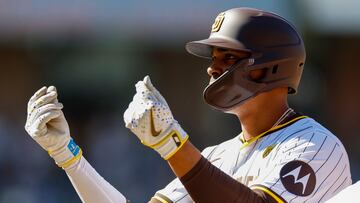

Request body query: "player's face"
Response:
[207, 47, 265, 81]
[207, 47, 284, 116]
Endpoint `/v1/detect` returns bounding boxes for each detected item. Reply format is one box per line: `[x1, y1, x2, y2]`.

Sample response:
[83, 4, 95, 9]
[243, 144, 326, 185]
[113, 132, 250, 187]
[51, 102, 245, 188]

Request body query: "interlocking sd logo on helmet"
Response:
[186, 8, 306, 111]
[211, 12, 225, 32]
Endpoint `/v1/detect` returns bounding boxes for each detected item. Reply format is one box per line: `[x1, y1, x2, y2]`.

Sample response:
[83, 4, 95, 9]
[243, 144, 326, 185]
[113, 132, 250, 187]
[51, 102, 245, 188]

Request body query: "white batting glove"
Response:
[124, 76, 189, 160]
[25, 86, 82, 169]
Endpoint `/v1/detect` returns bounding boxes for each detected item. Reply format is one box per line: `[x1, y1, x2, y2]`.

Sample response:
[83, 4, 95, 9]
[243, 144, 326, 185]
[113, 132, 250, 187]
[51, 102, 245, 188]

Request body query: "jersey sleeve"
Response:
[150, 146, 218, 203]
[250, 131, 352, 203]
[325, 181, 360, 203]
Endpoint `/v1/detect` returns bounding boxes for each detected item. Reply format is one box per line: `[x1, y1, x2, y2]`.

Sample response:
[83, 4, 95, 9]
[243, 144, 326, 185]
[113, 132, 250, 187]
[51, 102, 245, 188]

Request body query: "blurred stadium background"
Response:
[0, 0, 359, 202]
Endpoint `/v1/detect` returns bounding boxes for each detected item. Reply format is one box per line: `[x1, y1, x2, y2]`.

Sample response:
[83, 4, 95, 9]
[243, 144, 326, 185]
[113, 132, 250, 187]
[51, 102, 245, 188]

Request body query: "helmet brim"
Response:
[185, 37, 251, 59]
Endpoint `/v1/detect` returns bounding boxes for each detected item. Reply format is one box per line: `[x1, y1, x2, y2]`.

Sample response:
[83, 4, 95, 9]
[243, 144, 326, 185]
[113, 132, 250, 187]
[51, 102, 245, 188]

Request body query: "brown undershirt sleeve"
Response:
[179, 156, 280, 203]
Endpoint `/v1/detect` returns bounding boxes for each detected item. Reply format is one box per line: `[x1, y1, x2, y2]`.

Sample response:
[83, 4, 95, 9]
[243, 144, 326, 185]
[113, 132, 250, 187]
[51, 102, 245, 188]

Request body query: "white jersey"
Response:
[325, 181, 360, 202]
[154, 116, 352, 203]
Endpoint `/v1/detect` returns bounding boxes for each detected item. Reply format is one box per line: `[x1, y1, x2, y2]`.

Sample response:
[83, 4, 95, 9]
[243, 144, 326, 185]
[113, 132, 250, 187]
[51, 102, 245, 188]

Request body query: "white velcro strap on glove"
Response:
[25, 86, 82, 169]
[124, 76, 188, 160]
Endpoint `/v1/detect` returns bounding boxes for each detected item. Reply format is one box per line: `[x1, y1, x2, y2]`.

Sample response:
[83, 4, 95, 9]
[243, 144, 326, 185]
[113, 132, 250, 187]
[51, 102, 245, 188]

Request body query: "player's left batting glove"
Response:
[124, 76, 189, 160]
[25, 86, 82, 169]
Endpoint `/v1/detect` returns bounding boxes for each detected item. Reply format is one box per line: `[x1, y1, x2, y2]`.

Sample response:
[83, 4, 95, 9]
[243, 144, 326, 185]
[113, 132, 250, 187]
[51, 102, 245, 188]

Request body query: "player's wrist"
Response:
[151, 123, 189, 160]
[49, 138, 83, 169]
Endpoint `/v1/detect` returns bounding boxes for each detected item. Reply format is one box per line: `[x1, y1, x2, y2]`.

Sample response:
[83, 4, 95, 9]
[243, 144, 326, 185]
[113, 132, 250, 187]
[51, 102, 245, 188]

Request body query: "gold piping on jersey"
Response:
[240, 115, 308, 150]
[251, 185, 286, 203]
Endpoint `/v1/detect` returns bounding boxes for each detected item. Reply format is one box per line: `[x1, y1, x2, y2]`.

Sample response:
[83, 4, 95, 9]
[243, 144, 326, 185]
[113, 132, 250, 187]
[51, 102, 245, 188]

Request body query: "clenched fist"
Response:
[124, 76, 188, 160]
[25, 86, 82, 169]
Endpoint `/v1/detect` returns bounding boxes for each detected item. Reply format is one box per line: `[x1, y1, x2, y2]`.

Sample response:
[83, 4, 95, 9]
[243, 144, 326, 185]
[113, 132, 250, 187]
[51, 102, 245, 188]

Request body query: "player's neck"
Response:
[234, 90, 289, 142]
[239, 104, 289, 141]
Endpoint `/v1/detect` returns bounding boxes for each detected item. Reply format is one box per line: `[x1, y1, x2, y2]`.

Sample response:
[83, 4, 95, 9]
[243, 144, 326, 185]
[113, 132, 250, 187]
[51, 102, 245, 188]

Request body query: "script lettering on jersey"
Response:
[236, 175, 259, 186]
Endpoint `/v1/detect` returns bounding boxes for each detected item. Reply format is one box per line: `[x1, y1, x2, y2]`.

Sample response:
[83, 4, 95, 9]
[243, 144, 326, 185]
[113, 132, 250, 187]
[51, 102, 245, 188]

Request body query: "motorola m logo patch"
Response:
[280, 160, 316, 196]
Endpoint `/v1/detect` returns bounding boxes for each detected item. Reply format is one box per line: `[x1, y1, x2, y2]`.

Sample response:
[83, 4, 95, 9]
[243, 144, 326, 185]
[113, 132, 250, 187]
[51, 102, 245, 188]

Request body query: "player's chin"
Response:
[225, 97, 256, 115]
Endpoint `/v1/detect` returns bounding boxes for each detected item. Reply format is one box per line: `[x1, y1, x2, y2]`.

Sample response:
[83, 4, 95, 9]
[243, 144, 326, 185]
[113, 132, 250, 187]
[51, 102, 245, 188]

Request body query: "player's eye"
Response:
[224, 54, 238, 61]
[211, 56, 217, 62]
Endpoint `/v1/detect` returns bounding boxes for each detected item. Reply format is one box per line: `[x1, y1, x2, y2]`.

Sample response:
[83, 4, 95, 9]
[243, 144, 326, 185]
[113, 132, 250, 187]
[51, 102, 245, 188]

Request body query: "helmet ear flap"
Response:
[248, 68, 268, 83]
[254, 64, 280, 82]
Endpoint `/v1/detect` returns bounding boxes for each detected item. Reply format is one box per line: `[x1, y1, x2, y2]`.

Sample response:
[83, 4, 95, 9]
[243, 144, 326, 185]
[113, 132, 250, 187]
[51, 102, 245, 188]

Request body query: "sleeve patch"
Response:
[280, 160, 316, 196]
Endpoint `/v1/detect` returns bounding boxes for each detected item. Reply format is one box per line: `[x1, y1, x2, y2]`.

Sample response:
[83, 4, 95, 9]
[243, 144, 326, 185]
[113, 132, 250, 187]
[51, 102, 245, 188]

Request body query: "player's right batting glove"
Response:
[25, 86, 82, 169]
[124, 76, 189, 160]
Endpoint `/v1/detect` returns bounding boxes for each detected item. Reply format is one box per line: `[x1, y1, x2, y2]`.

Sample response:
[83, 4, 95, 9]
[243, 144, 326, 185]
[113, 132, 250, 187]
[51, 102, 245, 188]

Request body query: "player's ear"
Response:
[249, 68, 267, 82]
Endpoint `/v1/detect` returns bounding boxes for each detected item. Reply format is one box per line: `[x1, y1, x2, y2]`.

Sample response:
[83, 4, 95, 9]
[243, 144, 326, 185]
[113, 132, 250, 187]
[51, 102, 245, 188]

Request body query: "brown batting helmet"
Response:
[186, 8, 306, 111]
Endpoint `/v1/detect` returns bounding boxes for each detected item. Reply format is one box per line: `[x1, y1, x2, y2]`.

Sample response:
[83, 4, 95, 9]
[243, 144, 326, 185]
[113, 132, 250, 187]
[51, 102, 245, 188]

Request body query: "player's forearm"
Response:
[178, 156, 268, 203]
[167, 141, 201, 177]
[25, 87, 129, 202]
[167, 141, 266, 202]
[65, 156, 128, 203]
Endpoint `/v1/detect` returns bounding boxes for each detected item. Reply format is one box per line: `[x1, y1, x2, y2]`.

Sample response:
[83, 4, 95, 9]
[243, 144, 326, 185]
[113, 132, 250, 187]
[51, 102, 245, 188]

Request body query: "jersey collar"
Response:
[239, 114, 308, 149]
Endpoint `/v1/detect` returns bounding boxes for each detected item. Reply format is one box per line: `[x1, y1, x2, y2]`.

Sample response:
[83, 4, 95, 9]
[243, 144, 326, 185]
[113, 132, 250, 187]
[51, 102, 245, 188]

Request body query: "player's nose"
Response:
[207, 65, 224, 79]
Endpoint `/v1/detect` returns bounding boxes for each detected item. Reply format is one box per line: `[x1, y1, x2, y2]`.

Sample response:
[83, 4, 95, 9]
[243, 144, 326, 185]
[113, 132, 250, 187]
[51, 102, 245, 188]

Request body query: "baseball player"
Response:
[25, 8, 351, 203]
